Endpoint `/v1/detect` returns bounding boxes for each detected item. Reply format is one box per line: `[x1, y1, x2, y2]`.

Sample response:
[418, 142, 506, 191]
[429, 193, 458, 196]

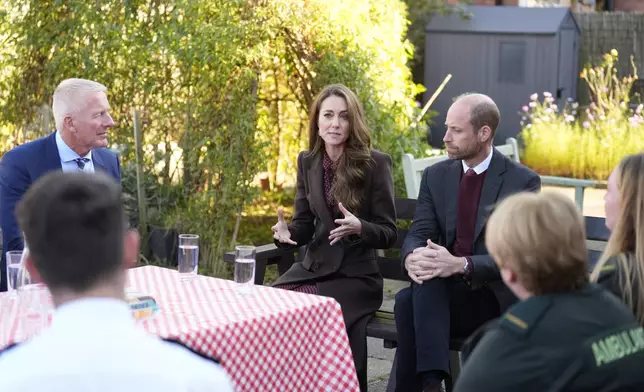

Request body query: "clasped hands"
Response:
[272, 202, 362, 246]
[405, 239, 465, 284]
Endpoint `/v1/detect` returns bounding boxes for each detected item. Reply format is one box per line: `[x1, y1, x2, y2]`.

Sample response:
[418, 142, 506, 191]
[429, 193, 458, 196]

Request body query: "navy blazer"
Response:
[401, 149, 541, 311]
[0, 132, 121, 291]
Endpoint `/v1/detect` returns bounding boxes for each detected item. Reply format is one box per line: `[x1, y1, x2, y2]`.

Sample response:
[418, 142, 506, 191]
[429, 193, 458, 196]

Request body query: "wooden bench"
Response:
[223, 197, 610, 391]
[402, 137, 606, 210]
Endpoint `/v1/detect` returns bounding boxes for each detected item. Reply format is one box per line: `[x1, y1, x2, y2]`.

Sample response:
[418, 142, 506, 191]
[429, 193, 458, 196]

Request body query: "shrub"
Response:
[0, 0, 428, 277]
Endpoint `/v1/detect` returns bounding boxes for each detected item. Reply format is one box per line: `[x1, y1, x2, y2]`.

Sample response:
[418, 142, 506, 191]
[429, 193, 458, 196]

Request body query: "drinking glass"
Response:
[6, 250, 26, 293]
[234, 245, 256, 293]
[178, 234, 199, 281]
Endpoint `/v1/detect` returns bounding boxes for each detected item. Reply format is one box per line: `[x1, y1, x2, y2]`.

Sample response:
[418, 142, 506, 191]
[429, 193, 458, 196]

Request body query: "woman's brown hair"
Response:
[307, 84, 372, 212]
[591, 153, 644, 325]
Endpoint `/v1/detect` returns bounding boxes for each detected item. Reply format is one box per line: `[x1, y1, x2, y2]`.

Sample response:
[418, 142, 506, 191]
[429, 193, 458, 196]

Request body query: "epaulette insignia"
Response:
[600, 264, 616, 272]
[500, 296, 553, 337]
[162, 337, 220, 365]
[504, 313, 528, 329]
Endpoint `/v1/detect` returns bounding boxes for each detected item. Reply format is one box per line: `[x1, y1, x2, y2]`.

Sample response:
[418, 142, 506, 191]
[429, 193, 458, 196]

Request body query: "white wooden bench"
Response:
[402, 137, 521, 199]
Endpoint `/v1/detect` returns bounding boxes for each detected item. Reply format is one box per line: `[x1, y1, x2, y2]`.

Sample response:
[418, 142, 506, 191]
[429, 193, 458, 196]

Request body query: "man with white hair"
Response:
[0, 78, 120, 292]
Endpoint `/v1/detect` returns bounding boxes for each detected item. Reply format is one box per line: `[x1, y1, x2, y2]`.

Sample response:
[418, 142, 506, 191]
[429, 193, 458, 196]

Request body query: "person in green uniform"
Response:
[454, 191, 644, 392]
[591, 153, 644, 326]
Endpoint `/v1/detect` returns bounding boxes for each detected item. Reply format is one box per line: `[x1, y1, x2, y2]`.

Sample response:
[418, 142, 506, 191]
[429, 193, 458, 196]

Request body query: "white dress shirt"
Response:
[462, 147, 494, 175]
[55, 131, 95, 173]
[0, 298, 234, 392]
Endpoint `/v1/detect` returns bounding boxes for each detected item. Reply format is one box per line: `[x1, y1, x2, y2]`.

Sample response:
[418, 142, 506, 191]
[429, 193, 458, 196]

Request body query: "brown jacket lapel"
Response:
[305, 152, 336, 233]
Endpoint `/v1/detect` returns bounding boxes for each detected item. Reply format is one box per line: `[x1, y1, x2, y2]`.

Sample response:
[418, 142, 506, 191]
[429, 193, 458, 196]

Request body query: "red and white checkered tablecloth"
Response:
[0, 266, 359, 392]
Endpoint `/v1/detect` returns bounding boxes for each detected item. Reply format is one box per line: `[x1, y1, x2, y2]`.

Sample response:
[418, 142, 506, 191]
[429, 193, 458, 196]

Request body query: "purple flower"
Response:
[543, 92, 552, 98]
[522, 105, 529, 112]
[583, 121, 591, 128]
[530, 93, 538, 101]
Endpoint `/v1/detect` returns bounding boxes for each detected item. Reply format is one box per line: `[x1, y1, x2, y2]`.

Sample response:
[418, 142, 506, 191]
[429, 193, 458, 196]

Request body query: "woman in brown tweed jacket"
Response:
[271, 84, 397, 391]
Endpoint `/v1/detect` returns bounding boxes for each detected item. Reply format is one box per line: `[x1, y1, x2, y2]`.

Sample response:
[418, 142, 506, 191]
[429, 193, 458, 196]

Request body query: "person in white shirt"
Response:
[0, 171, 234, 392]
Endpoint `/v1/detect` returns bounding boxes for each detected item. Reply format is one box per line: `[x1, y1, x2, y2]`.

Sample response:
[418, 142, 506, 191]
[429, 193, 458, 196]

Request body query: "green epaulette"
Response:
[500, 296, 553, 337]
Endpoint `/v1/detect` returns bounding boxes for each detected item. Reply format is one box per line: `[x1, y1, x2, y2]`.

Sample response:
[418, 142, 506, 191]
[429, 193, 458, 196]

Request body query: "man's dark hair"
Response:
[16, 171, 126, 292]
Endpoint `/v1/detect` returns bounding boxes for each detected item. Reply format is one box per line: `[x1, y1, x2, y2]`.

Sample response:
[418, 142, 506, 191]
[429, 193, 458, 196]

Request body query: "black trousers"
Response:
[393, 277, 500, 391]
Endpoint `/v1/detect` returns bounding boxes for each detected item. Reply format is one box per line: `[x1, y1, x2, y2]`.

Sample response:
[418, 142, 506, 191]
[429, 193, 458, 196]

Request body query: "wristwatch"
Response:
[462, 258, 470, 275]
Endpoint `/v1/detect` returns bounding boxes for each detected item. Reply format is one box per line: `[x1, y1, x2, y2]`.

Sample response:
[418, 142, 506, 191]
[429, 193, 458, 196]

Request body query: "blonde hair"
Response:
[52, 78, 107, 132]
[307, 84, 372, 212]
[591, 153, 644, 325]
[486, 191, 588, 295]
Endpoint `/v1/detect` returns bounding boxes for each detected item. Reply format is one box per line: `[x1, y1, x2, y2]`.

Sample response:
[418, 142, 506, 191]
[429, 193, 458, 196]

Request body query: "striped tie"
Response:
[74, 158, 90, 172]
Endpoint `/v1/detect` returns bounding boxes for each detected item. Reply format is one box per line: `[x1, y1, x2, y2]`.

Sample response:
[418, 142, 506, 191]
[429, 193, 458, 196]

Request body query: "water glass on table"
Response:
[6, 250, 26, 293]
[234, 245, 256, 293]
[178, 234, 199, 281]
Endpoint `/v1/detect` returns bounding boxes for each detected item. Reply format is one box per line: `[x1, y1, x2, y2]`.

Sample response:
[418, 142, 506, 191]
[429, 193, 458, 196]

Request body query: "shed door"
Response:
[558, 28, 578, 105]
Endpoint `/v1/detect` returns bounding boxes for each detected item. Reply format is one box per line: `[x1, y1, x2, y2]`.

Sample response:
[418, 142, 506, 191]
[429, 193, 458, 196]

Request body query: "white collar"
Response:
[52, 297, 132, 327]
[55, 131, 92, 163]
[462, 148, 494, 175]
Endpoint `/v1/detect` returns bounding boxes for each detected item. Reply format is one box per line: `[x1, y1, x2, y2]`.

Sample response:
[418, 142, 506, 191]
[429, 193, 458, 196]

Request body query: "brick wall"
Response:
[614, 0, 644, 11]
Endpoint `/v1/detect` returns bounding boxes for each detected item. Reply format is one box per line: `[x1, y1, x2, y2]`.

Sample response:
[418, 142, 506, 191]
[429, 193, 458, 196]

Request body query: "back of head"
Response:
[52, 78, 107, 132]
[486, 191, 588, 296]
[16, 171, 126, 294]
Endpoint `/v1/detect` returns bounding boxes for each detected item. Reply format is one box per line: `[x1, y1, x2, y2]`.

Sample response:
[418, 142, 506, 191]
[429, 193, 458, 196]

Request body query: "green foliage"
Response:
[253, 0, 433, 198]
[0, 0, 264, 277]
[521, 50, 643, 180]
[402, 0, 469, 92]
[0, 0, 428, 276]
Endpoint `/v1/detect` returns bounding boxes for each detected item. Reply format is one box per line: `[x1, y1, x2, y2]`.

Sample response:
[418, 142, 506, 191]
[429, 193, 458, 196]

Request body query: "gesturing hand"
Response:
[271, 207, 297, 245]
[329, 202, 362, 245]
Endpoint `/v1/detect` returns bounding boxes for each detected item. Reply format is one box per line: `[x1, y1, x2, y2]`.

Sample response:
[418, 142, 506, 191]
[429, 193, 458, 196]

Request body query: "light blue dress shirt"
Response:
[55, 131, 95, 173]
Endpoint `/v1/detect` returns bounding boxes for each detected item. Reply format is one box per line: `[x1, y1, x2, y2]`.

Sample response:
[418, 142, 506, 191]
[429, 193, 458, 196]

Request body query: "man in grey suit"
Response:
[392, 93, 541, 392]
